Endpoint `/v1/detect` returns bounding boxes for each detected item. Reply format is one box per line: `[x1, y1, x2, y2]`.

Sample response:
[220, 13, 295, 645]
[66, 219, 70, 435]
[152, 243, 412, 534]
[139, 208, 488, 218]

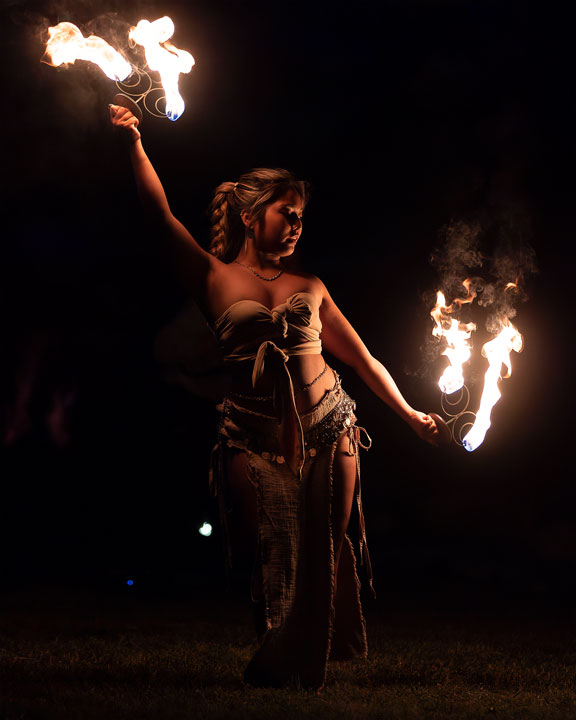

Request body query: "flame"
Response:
[44, 22, 132, 81]
[129, 17, 195, 121]
[462, 320, 523, 452]
[430, 281, 477, 395]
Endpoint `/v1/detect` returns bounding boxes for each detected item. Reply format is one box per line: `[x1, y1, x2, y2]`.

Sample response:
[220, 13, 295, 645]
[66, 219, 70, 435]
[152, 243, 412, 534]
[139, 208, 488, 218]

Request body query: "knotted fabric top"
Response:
[213, 292, 323, 478]
[213, 291, 322, 362]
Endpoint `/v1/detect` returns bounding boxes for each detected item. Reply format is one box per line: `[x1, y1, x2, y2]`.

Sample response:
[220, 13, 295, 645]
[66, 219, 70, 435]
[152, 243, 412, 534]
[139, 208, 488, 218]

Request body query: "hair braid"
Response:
[208, 181, 242, 263]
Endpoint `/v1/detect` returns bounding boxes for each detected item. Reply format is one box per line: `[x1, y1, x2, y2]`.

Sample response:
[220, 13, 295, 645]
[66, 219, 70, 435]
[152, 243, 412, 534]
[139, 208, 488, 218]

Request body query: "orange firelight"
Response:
[44, 22, 132, 81]
[461, 320, 523, 452]
[129, 17, 194, 121]
[430, 280, 477, 395]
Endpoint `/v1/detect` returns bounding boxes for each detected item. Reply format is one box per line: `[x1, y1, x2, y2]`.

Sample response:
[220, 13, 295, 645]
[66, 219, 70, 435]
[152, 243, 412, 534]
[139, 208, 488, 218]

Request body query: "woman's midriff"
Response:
[227, 353, 335, 415]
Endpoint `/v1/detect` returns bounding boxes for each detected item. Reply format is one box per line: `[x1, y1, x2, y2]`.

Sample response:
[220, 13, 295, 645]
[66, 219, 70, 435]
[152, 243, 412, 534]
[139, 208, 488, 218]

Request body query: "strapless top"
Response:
[212, 291, 323, 481]
[213, 291, 322, 362]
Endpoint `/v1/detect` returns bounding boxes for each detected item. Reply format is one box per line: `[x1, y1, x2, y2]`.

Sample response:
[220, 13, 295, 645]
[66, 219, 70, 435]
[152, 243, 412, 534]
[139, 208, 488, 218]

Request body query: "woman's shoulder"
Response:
[287, 269, 324, 290]
[286, 270, 326, 303]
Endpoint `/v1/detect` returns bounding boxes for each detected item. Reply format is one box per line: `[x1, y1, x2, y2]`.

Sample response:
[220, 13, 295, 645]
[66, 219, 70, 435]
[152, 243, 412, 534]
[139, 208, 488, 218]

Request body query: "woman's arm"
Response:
[319, 281, 440, 445]
[109, 104, 216, 291]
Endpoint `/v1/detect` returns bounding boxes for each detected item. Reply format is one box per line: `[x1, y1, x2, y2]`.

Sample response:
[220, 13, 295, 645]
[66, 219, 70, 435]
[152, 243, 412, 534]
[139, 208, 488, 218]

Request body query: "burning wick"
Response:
[44, 17, 195, 122]
[430, 280, 477, 395]
[129, 17, 195, 121]
[429, 278, 525, 452]
[44, 22, 132, 81]
[461, 320, 523, 452]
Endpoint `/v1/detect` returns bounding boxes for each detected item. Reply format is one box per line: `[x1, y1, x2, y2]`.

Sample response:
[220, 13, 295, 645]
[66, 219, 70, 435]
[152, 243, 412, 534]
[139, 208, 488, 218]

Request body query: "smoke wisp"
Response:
[420, 217, 538, 384]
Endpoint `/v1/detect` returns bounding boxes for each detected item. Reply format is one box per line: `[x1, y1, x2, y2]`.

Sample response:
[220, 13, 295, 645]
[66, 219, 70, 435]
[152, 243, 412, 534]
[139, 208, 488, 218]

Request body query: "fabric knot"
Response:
[271, 310, 289, 337]
[284, 295, 312, 326]
[250, 340, 305, 481]
[252, 340, 289, 388]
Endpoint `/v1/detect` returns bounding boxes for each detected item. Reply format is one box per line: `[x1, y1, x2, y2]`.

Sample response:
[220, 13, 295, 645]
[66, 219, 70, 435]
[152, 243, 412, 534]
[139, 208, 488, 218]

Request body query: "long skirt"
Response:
[209, 372, 374, 690]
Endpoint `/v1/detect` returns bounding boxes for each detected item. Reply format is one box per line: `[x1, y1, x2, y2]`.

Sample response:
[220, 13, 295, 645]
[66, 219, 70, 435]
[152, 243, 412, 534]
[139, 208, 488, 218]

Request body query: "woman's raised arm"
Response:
[109, 104, 217, 291]
[318, 281, 440, 446]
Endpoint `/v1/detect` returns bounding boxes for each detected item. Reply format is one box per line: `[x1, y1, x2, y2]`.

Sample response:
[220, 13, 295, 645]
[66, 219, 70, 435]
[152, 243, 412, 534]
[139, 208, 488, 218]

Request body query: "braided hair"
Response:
[208, 168, 309, 263]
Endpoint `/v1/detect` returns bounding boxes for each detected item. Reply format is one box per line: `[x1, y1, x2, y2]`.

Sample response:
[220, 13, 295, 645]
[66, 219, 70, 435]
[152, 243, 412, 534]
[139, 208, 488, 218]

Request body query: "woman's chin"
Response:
[280, 242, 297, 256]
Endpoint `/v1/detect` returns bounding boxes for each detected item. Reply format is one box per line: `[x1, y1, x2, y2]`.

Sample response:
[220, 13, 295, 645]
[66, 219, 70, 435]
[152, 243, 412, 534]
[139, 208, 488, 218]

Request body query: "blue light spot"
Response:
[127, 579, 134, 586]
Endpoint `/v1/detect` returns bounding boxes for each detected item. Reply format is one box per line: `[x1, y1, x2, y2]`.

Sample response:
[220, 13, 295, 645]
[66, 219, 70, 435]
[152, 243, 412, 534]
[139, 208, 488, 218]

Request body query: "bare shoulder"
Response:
[305, 274, 335, 308]
[289, 271, 325, 304]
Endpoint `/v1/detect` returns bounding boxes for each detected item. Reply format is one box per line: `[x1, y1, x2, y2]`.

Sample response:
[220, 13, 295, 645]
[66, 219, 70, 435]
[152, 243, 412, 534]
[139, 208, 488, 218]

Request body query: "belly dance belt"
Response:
[218, 370, 369, 460]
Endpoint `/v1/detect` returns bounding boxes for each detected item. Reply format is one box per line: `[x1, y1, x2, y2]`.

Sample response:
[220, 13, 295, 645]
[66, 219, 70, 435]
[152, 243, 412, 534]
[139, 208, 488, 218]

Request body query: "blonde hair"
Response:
[208, 168, 309, 262]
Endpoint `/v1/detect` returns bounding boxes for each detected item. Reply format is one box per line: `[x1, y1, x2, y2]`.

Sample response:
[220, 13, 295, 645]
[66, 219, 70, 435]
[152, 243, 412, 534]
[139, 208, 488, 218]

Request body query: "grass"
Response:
[1, 585, 575, 719]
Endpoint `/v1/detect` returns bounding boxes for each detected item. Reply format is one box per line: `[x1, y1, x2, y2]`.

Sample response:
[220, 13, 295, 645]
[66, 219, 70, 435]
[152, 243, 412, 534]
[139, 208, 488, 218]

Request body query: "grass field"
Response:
[1, 584, 575, 719]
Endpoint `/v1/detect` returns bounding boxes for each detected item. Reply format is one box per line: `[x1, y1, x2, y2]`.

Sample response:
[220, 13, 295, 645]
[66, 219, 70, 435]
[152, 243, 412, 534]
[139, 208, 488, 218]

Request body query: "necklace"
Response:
[233, 260, 283, 281]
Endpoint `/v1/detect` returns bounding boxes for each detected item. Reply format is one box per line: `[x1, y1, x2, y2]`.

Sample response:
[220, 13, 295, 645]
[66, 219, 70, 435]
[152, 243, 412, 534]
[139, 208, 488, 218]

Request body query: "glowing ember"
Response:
[129, 17, 194, 121]
[430, 281, 477, 395]
[44, 22, 132, 81]
[462, 320, 523, 452]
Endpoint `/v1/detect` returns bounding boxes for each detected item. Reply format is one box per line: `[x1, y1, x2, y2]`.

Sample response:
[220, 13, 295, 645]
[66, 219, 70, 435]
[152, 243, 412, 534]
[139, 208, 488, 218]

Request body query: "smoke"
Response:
[481, 230, 538, 333]
[5, 0, 151, 23]
[419, 215, 538, 383]
[429, 219, 484, 290]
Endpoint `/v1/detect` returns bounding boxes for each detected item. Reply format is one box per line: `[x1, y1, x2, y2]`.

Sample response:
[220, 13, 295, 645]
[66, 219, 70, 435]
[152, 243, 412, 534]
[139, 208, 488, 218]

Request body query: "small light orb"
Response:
[199, 522, 212, 537]
[126, 579, 134, 586]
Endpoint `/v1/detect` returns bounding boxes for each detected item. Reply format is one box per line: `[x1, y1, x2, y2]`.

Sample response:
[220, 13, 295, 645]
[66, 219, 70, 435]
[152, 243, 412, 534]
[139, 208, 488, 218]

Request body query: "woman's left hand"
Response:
[407, 410, 443, 446]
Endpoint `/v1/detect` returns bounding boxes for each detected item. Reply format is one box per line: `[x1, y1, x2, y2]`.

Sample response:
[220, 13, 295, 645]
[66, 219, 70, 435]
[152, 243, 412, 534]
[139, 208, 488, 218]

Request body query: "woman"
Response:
[109, 104, 440, 690]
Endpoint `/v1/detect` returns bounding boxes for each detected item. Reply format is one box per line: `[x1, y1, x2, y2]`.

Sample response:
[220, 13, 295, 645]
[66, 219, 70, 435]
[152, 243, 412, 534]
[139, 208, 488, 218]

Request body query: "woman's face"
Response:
[252, 189, 304, 257]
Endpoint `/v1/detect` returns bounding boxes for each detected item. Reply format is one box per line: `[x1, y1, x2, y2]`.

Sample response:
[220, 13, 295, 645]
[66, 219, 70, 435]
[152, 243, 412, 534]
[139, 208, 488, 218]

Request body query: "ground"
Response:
[1, 584, 574, 719]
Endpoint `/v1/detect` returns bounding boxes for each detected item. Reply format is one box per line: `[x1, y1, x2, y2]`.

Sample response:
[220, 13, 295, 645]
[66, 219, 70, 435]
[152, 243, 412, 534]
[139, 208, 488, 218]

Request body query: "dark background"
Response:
[0, 0, 573, 603]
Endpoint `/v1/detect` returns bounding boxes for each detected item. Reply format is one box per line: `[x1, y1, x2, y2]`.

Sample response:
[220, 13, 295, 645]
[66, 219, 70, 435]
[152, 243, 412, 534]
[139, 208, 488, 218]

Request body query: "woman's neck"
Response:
[235, 248, 282, 271]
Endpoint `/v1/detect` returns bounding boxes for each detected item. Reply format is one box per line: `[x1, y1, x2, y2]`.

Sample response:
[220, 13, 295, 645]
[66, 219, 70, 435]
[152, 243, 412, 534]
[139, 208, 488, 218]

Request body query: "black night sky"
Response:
[0, 0, 574, 603]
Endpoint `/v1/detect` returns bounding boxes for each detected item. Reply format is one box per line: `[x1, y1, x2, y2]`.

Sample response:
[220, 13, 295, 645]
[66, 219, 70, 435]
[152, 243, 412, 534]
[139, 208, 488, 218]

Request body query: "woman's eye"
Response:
[283, 211, 302, 221]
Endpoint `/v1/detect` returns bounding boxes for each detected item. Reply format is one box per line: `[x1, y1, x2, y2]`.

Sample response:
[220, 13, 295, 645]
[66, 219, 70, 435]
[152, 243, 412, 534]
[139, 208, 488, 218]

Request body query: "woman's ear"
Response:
[240, 209, 253, 229]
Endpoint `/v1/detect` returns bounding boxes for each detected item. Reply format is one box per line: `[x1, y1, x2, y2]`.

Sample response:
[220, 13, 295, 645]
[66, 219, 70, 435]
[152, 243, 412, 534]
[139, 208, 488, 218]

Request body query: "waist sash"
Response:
[252, 340, 305, 480]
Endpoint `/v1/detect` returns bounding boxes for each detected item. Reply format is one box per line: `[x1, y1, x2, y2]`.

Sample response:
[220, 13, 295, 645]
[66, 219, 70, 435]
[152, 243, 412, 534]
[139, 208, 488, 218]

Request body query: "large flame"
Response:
[430, 280, 477, 395]
[462, 320, 523, 452]
[129, 17, 195, 121]
[44, 22, 132, 81]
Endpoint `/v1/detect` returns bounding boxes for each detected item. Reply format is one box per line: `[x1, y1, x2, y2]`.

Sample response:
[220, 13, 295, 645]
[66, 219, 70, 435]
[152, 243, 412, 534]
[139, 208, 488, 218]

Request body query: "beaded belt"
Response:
[229, 362, 329, 403]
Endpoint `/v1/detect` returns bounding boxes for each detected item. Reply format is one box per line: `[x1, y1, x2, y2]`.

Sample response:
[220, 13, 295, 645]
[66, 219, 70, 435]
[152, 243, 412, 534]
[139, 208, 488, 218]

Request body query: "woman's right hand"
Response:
[109, 104, 141, 143]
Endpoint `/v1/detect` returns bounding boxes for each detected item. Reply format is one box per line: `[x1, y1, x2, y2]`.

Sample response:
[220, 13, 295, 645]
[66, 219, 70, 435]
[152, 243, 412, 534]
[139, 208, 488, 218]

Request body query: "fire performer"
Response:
[109, 104, 441, 690]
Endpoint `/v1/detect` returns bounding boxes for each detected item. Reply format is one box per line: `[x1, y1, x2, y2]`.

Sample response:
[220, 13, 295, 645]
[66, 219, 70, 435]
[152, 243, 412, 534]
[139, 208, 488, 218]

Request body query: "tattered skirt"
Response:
[210, 372, 373, 690]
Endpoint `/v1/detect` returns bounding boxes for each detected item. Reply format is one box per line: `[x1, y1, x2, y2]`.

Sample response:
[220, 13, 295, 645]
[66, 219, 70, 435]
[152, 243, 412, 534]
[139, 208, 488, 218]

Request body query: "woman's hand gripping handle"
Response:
[109, 103, 141, 144]
[408, 410, 451, 447]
